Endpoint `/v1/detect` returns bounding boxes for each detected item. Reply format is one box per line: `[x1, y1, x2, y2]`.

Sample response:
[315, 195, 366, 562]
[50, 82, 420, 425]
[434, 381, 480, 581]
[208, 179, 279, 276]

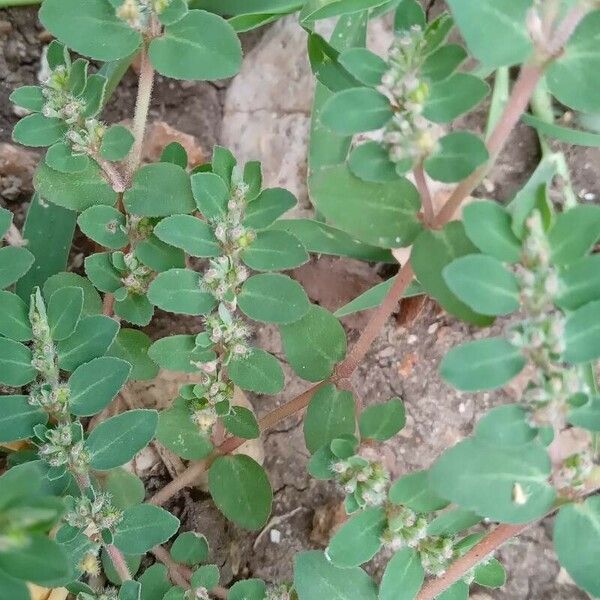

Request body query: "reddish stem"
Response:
[414, 163, 435, 226]
[106, 543, 132, 582]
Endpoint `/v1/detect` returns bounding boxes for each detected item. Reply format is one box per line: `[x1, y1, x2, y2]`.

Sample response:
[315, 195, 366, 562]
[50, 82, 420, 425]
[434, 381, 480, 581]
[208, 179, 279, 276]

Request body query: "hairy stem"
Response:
[106, 543, 132, 582]
[97, 156, 127, 193]
[127, 46, 155, 178]
[151, 545, 191, 589]
[414, 163, 434, 226]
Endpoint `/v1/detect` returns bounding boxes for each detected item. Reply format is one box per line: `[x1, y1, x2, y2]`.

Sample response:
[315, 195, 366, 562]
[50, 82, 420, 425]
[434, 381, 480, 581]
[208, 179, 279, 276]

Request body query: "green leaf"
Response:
[244, 187, 296, 229]
[170, 532, 209, 566]
[222, 406, 260, 439]
[554, 496, 600, 596]
[548, 205, 600, 265]
[474, 558, 506, 588]
[441, 337, 525, 391]
[271, 219, 393, 263]
[462, 200, 521, 263]
[0, 246, 34, 289]
[124, 163, 195, 217]
[157, 403, 213, 460]
[338, 47, 387, 87]
[119, 580, 142, 600]
[307, 33, 362, 93]
[135, 234, 185, 272]
[436, 581, 469, 600]
[279, 305, 346, 382]
[359, 397, 405, 441]
[114, 293, 154, 326]
[208, 455, 273, 530]
[326, 507, 385, 567]
[423, 74, 489, 123]
[0, 207, 12, 238]
[228, 348, 285, 394]
[10, 85, 45, 112]
[238, 273, 310, 324]
[443, 254, 520, 316]
[474, 404, 537, 447]
[191, 172, 229, 219]
[293, 551, 377, 600]
[522, 113, 600, 147]
[39, 0, 142, 61]
[12, 113, 67, 148]
[100, 125, 134, 161]
[558, 256, 600, 311]
[149, 10, 242, 80]
[43, 272, 102, 316]
[138, 564, 172, 600]
[107, 328, 159, 381]
[421, 44, 467, 82]
[0, 339, 35, 387]
[430, 437, 555, 523]
[568, 395, 600, 432]
[424, 132, 488, 183]
[86, 409, 158, 470]
[304, 384, 355, 453]
[348, 141, 398, 183]
[149, 335, 212, 373]
[388, 470, 449, 512]
[154, 215, 220, 257]
[35, 161, 117, 212]
[228, 579, 267, 600]
[85, 252, 122, 293]
[191, 564, 220, 590]
[113, 504, 179, 554]
[394, 0, 425, 31]
[80, 73, 108, 118]
[0, 533, 71, 587]
[411, 222, 493, 325]
[161, 142, 189, 168]
[379, 547, 424, 600]
[242, 230, 308, 271]
[309, 164, 421, 248]
[0, 569, 29, 600]
[69, 357, 131, 416]
[564, 300, 600, 364]
[0, 396, 47, 443]
[148, 268, 216, 315]
[321, 88, 392, 135]
[547, 11, 600, 112]
[0, 291, 32, 341]
[158, 0, 188, 24]
[103, 469, 145, 510]
[300, 0, 387, 21]
[446, 0, 532, 67]
[427, 508, 481, 536]
[45, 142, 90, 174]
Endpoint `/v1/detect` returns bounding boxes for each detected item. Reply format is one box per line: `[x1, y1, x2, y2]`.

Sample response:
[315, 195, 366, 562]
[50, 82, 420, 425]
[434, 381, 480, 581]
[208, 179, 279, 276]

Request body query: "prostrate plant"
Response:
[2, 0, 600, 599]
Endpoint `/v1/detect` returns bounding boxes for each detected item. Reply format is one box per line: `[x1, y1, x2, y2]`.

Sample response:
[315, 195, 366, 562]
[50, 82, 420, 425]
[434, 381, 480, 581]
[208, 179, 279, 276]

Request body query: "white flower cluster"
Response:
[120, 251, 153, 295]
[38, 423, 90, 473]
[65, 492, 122, 539]
[332, 454, 390, 508]
[116, 0, 170, 29]
[29, 289, 58, 383]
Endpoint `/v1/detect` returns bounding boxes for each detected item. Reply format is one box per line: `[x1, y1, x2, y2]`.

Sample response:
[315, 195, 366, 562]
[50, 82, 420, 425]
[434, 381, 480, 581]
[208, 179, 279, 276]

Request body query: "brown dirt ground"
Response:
[1, 4, 599, 598]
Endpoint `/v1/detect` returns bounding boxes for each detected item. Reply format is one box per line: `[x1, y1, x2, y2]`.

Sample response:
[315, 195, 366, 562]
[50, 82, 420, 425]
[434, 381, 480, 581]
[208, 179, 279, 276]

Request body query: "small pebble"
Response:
[270, 529, 281, 544]
[427, 322, 438, 335]
[407, 334, 418, 344]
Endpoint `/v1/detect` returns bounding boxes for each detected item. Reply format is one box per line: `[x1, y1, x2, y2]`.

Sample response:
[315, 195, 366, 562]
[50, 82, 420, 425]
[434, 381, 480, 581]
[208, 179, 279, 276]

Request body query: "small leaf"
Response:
[474, 558, 506, 588]
[557, 255, 600, 311]
[427, 507, 481, 536]
[161, 142, 188, 168]
[148, 268, 216, 315]
[157, 403, 213, 460]
[321, 87, 392, 135]
[326, 507, 385, 567]
[0, 338, 36, 387]
[388, 470, 449, 513]
[0, 395, 47, 443]
[47, 286, 84, 342]
[228, 579, 267, 600]
[548, 205, 600, 265]
[100, 125, 134, 161]
[154, 215, 220, 257]
[568, 395, 600, 432]
[149, 10, 242, 80]
[443, 254, 520, 316]
[107, 328, 158, 381]
[85, 252, 122, 293]
[304, 384, 355, 454]
[138, 564, 172, 600]
[308, 33, 362, 92]
[564, 300, 600, 364]
[158, 0, 188, 24]
[114, 292, 154, 326]
[421, 44, 467, 81]
[338, 47, 387, 86]
[228, 348, 285, 394]
[149, 335, 212, 373]
[86, 409, 158, 470]
[424, 132, 488, 183]
[113, 504, 179, 554]
[394, 0, 425, 32]
[423, 74, 489, 123]
[244, 187, 297, 229]
[12, 114, 67, 147]
[280, 305, 346, 382]
[39, 0, 142, 61]
[208, 455, 273, 530]
[69, 357, 131, 417]
[170, 532, 209, 566]
[359, 397, 405, 441]
[348, 141, 398, 183]
[293, 551, 377, 600]
[0, 246, 34, 289]
[124, 163, 195, 217]
[222, 406, 260, 439]
[475, 404, 537, 447]
[0, 290, 32, 341]
[191, 172, 229, 219]
[379, 547, 424, 600]
[238, 273, 310, 324]
[46, 142, 90, 174]
[43, 272, 102, 316]
[10, 85, 45, 112]
[211, 146, 237, 186]
[191, 564, 220, 591]
[462, 200, 521, 263]
[135, 234, 185, 272]
[242, 230, 308, 271]
[103, 469, 145, 510]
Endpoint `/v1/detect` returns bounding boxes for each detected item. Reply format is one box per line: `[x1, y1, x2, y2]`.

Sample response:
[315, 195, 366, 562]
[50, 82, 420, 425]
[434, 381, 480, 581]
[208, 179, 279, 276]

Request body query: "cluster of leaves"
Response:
[2, 0, 600, 599]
